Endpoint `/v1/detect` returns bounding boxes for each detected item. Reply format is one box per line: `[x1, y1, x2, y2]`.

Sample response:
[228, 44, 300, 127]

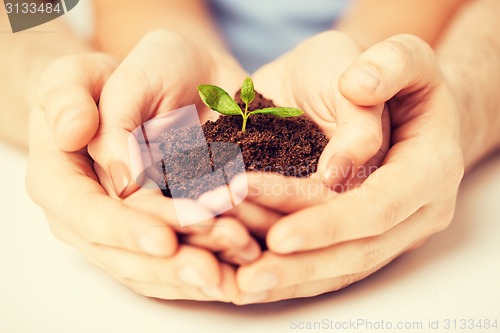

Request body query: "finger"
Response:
[38, 53, 117, 151]
[318, 104, 390, 189]
[123, 177, 216, 234]
[339, 34, 438, 106]
[223, 200, 283, 238]
[253, 31, 389, 189]
[46, 213, 230, 300]
[95, 160, 218, 234]
[61, 175, 178, 256]
[119, 263, 237, 302]
[44, 211, 80, 246]
[197, 173, 303, 237]
[86, 244, 221, 288]
[87, 31, 208, 197]
[236, 172, 334, 214]
[238, 204, 441, 293]
[234, 260, 387, 305]
[217, 238, 262, 266]
[28, 110, 178, 257]
[266, 142, 447, 254]
[119, 278, 215, 301]
[183, 217, 261, 264]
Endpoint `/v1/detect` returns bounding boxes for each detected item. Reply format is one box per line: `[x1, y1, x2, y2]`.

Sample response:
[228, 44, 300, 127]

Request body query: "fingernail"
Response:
[248, 271, 279, 293]
[178, 265, 207, 287]
[137, 229, 170, 257]
[56, 108, 81, 138]
[323, 155, 353, 190]
[109, 161, 131, 197]
[275, 235, 304, 254]
[202, 286, 225, 300]
[240, 291, 269, 304]
[344, 64, 380, 91]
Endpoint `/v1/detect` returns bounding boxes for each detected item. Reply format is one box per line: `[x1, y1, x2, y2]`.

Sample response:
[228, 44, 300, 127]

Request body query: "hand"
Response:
[84, 30, 261, 263]
[87, 29, 247, 197]
[232, 34, 464, 304]
[218, 31, 391, 243]
[27, 53, 238, 302]
[252, 31, 391, 189]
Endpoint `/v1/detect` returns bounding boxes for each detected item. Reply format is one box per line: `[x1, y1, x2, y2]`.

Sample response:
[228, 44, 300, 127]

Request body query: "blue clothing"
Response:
[208, 0, 349, 73]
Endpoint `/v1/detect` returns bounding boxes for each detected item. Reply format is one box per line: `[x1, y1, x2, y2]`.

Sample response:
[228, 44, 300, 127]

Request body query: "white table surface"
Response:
[1, 141, 499, 333]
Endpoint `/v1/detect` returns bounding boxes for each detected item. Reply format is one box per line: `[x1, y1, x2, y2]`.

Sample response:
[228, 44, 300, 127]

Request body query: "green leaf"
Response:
[251, 107, 304, 118]
[240, 77, 256, 106]
[197, 85, 242, 116]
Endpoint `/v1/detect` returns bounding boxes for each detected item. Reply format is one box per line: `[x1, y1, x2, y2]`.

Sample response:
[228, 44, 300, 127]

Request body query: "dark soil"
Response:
[158, 91, 328, 199]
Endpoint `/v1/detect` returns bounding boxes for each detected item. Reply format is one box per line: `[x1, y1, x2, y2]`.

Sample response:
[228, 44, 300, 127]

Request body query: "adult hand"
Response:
[27, 53, 238, 301]
[233, 34, 464, 304]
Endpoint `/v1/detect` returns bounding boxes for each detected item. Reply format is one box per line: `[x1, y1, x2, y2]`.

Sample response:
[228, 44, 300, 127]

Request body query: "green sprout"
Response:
[197, 77, 303, 132]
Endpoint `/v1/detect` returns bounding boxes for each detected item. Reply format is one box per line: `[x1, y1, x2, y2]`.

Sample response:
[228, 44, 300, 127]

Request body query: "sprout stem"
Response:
[242, 115, 248, 132]
[242, 101, 249, 132]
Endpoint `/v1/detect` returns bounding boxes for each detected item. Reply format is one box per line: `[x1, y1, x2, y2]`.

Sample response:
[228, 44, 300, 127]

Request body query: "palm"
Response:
[252, 32, 391, 180]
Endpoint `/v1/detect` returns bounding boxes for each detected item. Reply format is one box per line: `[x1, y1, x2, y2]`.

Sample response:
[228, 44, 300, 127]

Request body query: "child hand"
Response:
[252, 31, 391, 189]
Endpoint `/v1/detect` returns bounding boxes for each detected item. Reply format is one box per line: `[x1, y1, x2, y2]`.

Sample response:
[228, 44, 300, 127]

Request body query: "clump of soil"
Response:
[158, 91, 328, 199]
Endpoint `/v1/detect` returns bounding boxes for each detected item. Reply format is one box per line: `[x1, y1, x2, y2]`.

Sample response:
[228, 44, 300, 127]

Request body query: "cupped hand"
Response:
[219, 31, 391, 249]
[84, 30, 260, 263]
[27, 53, 239, 302]
[252, 31, 391, 189]
[87, 29, 247, 197]
[233, 34, 464, 304]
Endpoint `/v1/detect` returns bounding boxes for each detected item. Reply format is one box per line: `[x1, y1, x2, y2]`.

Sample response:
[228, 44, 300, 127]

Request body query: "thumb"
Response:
[320, 34, 436, 189]
[39, 53, 117, 151]
[338, 34, 438, 106]
[317, 101, 388, 191]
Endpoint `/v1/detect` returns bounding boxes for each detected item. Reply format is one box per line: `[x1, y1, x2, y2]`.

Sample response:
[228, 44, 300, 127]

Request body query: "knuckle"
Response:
[359, 122, 384, 157]
[381, 39, 413, 70]
[434, 142, 465, 189]
[47, 221, 70, 244]
[433, 199, 457, 233]
[316, 204, 338, 245]
[385, 34, 436, 71]
[371, 195, 401, 234]
[445, 147, 465, 185]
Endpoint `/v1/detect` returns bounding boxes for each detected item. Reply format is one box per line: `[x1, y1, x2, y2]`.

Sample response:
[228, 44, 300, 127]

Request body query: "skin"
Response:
[231, 0, 500, 303]
[3, 0, 496, 304]
[26, 40, 253, 301]
[336, 0, 467, 49]
[234, 33, 464, 302]
[0, 10, 88, 149]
